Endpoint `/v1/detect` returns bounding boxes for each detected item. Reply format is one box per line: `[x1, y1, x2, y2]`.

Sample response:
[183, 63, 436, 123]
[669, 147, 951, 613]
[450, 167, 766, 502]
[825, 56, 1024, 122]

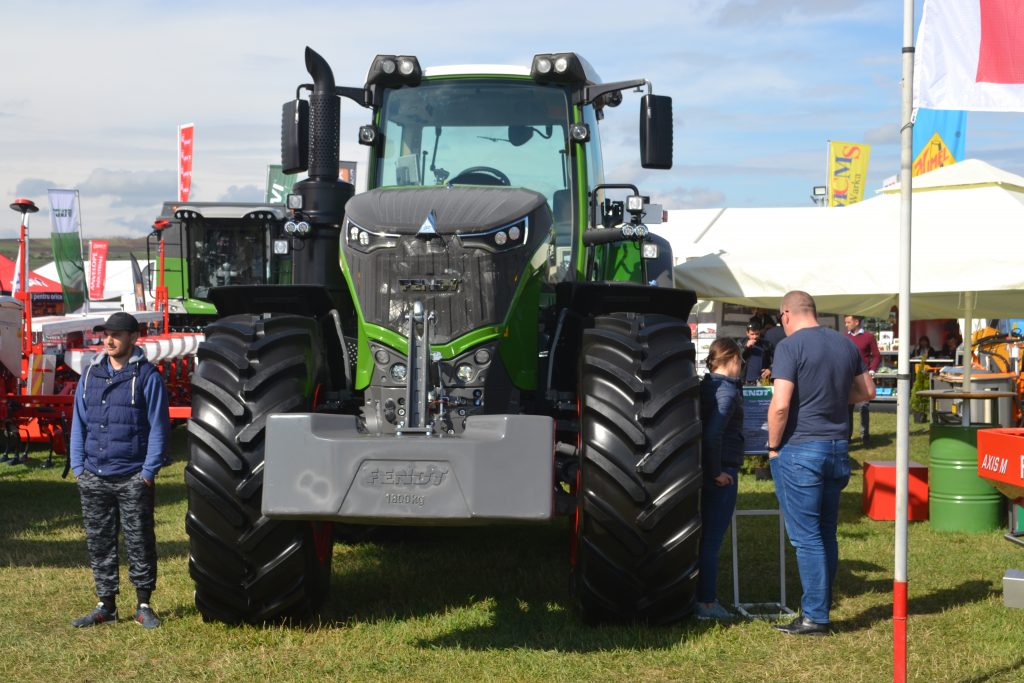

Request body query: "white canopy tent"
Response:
[36, 259, 153, 309]
[667, 160, 1024, 320]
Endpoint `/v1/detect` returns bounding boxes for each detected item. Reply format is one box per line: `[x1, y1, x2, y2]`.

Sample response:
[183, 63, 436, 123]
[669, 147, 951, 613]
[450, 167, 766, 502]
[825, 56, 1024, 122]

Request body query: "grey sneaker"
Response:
[72, 603, 117, 627]
[695, 600, 734, 621]
[133, 603, 161, 629]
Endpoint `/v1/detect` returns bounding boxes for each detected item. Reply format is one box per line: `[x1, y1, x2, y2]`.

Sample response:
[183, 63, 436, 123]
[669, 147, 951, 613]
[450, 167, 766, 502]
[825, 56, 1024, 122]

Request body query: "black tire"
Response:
[572, 313, 702, 623]
[185, 314, 334, 624]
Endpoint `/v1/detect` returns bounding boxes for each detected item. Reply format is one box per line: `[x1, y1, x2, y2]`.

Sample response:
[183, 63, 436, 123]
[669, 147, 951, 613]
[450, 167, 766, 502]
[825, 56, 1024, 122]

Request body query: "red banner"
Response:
[178, 123, 195, 202]
[88, 240, 108, 300]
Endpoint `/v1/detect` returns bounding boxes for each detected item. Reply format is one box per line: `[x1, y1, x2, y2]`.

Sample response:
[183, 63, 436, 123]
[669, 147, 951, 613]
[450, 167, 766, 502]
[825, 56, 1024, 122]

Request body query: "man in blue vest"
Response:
[70, 312, 170, 628]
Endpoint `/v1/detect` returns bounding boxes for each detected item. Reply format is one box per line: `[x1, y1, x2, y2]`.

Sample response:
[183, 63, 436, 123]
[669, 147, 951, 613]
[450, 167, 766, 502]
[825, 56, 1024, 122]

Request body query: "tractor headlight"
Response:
[398, 58, 417, 76]
[458, 218, 528, 254]
[456, 364, 475, 383]
[390, 363, 408, 382]
[366, 54, 422, 87]
[344, 218, 399, 254]
[531, 52, 588, 84]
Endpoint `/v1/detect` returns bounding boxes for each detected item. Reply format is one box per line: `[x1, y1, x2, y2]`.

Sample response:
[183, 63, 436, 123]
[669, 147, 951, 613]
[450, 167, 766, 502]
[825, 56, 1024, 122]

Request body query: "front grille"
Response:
[346, 235, 527, 343]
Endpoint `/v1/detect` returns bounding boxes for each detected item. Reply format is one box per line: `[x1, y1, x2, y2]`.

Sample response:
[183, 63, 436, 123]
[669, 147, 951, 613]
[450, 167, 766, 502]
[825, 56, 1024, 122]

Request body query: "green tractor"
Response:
[149, 202, 295, 328]
[185, 48, 701, 624]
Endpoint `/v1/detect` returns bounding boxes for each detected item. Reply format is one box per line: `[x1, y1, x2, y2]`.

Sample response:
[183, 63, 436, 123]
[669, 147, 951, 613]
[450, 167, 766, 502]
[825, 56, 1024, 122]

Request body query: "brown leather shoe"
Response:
[773, 614, 830, 636]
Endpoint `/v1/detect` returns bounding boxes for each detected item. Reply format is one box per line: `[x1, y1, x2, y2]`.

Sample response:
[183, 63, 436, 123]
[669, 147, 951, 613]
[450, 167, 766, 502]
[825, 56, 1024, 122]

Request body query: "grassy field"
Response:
[1, 412, 1023, 682]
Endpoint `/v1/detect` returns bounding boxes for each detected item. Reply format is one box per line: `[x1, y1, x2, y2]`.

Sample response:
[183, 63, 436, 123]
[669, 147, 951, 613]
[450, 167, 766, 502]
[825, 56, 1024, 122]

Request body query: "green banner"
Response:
[46, 189, 86, 313]
[265, 164, 297, 203]
[51, 231, 86, 312]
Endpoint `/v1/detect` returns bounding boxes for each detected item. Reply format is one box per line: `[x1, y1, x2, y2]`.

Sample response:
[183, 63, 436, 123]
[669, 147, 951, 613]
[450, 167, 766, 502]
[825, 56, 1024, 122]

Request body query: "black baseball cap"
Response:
[93, 312, 140, 333]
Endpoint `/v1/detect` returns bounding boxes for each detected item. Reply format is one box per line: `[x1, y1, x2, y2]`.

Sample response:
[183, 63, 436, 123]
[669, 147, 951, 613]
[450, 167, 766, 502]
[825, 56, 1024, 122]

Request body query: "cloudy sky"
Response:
[1, 0, 1021, 238]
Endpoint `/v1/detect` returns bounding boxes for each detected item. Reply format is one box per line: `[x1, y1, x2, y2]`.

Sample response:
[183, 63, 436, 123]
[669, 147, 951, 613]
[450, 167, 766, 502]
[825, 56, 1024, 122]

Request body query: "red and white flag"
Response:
[915, 0, 1024, 112]
[88, 240, 108, 300]
[178, 123, 195, 201]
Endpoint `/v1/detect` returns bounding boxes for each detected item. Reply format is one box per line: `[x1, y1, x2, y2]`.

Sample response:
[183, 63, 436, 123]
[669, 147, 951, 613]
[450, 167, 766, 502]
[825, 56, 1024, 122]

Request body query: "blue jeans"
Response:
[769, 441, 850, 623]
[697, 467, 739, 604]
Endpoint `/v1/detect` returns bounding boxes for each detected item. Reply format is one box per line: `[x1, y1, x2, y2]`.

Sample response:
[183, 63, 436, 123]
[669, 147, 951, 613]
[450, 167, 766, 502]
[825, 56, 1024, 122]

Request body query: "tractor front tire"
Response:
[185, 314, 333, 624]
[573, 313, 702, 623]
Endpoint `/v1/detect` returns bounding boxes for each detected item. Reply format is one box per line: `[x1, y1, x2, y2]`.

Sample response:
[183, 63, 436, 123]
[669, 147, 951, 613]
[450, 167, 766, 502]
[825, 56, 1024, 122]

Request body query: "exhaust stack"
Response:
[289, 47, 353, 299]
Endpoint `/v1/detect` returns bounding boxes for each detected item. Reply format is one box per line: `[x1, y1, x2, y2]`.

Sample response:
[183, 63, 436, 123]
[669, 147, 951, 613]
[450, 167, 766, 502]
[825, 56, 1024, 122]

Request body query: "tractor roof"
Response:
[423, 55, 602, 85]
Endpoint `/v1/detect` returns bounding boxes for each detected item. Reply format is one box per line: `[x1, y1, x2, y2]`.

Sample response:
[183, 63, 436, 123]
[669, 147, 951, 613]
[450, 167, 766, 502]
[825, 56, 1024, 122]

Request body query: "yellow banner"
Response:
[912, 131, 957, 177]
[828, 141, 871, 207]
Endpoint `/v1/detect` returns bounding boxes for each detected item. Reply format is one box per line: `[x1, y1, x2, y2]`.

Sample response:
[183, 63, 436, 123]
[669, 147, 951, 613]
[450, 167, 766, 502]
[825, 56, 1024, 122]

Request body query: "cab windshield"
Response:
[374, 79, 572, 207]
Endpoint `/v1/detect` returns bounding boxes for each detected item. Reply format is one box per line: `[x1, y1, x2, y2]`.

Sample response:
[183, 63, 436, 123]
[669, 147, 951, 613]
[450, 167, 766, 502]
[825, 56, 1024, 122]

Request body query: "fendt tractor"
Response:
[184, 48, 702, 625]
[149, 202, 294, 327]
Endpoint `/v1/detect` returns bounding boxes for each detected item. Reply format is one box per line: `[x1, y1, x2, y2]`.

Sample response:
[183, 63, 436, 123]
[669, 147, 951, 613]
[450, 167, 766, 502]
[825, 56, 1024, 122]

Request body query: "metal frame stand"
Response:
[731, 507, 796, 620]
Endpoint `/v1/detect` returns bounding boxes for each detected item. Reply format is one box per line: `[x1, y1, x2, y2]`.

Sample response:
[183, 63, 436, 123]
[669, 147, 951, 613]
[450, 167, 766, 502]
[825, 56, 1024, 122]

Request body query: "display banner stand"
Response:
[730, 507, 796, 620]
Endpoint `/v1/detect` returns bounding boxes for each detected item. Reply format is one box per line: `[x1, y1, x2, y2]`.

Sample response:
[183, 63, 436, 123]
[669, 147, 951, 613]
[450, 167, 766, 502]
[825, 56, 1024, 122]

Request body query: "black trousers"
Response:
[77, 471, 157, 598]
[848, 401, 871, 440]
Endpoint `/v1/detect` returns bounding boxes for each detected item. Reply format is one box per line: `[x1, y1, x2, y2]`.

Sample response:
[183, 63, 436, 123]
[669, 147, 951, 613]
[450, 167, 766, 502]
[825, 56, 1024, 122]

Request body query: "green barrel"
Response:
[929, 424, 1004, 532]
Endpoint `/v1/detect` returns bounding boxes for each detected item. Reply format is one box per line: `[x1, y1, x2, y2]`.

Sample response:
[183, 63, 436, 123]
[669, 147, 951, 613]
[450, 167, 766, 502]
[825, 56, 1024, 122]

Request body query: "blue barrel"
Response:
[929, 424, 1004, 532]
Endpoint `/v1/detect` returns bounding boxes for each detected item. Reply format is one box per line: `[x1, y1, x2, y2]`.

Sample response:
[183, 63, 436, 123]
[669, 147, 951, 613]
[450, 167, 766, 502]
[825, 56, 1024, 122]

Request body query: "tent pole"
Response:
[895, 0, 915, 681]
[961, 292, 974, 408]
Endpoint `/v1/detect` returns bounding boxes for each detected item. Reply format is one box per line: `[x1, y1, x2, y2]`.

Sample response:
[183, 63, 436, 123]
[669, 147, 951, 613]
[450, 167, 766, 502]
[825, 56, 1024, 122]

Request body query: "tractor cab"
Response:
[152, 202, 294, 325]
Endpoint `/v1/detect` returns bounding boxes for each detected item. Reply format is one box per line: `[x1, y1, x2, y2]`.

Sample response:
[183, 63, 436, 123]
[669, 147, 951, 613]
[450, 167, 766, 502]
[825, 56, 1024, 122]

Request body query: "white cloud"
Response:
[218, 185, 265, 203]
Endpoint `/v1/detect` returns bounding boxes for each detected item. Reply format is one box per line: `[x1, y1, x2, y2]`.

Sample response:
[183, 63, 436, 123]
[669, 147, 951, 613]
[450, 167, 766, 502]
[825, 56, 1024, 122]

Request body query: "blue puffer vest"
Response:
[80, 350, 157, 476]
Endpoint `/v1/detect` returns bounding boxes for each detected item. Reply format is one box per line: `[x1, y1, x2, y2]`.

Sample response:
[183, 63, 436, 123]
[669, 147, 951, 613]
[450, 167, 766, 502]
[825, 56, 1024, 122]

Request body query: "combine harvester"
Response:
[2, 198, 200, 469]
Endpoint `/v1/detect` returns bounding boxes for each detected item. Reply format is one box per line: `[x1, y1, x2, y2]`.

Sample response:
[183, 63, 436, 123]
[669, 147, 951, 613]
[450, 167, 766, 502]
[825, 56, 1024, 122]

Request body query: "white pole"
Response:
[962, 292, 975, 403]
[895, 0, 914, 680]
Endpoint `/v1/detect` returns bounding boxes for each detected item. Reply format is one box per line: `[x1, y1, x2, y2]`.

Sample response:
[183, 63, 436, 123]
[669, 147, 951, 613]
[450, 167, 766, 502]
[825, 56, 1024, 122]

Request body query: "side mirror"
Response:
[508, 125, 533, 147]
[640, 94, 673, 170]
[281, 99, 309, 175]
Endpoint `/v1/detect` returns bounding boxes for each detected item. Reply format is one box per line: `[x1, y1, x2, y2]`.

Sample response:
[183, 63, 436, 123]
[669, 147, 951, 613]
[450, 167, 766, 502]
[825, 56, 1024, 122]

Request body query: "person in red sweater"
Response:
[844, 315, 881, 446]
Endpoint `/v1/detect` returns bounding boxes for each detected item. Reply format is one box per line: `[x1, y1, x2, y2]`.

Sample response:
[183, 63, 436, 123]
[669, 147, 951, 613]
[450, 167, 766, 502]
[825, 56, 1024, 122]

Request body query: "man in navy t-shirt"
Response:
[765, 291, 875, 636]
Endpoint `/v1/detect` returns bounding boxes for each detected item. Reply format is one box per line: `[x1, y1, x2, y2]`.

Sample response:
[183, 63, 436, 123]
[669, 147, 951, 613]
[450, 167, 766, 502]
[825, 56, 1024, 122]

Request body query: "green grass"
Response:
[1, 414, 1023, 682]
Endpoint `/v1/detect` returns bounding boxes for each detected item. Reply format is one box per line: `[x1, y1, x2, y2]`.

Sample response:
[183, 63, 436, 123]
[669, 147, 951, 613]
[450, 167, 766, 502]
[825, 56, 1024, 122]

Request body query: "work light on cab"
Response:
[530, 52, 587, 84]
[366, 55, 422, 87]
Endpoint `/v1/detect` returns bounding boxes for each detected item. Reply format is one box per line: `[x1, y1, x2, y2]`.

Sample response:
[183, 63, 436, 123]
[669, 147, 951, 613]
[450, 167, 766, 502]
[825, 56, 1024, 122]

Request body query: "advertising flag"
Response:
[827, 141, 871, 207]
[179, 123, 195, 201]
[915, 0, 1024, 112]
[265, 164, 296, 203]
[88, 240, 109, 300]
[46, 189, 87, 312]
[912, 108, 967, 177]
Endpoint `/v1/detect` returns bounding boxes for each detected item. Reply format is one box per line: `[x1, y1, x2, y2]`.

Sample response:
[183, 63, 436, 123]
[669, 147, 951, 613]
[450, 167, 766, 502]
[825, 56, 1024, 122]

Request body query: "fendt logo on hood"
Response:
[416, 209, 438, 238]
[363, 462, 448, 488]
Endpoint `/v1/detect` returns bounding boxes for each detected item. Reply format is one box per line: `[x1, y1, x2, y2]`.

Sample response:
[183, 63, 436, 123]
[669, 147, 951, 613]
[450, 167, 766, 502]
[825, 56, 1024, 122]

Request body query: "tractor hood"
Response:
[344, 186, 548, 235]
[340, 185, 553, 345]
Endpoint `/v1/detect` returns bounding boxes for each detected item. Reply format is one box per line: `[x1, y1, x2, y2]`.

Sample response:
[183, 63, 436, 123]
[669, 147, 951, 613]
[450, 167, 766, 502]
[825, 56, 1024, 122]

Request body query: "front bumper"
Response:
[262, 413, 555, 524]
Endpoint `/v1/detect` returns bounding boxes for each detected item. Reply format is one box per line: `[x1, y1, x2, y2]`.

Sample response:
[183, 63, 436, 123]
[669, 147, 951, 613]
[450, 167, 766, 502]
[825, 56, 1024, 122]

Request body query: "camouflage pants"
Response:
[77, 470, 157, 598]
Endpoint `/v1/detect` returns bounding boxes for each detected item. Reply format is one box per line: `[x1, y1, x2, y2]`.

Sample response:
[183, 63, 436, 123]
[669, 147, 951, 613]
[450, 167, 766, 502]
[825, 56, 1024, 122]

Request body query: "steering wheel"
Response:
[449, 166, 511, 186]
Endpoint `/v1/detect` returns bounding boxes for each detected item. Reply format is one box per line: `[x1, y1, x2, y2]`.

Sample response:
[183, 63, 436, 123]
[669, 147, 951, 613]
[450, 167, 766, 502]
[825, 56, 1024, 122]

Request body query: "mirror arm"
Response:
[580, 79, 650, 105]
